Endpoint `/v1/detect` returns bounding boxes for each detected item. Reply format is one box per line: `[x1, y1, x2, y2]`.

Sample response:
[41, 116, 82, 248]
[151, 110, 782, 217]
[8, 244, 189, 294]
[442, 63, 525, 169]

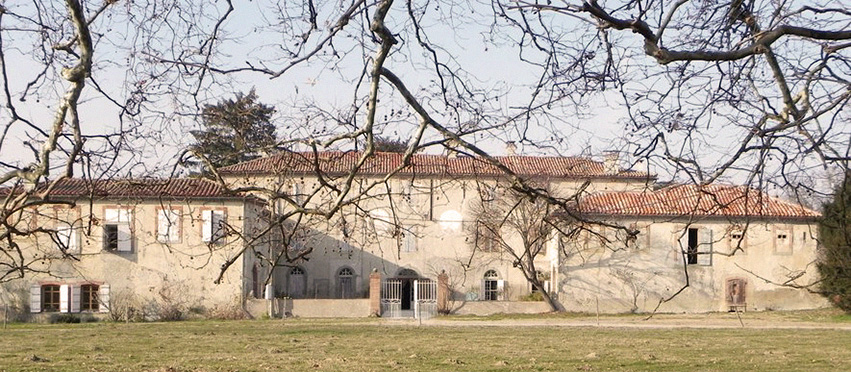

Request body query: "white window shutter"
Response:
[480, 279, 486, 301]
[698, 228, 713, 266]
[56, 224, 72, 252]
[497, 280, 506, 301]
[169, 211, 180, 242]
[117, 224, 132, 252]
[70, 284, 81, 313]
[99, 284, 110, 313]
[30, 284, 41, 313]
[68, 227, 79, 253]
[202, 210, 213, 242]
[157, 209, 169, 242]
[60, 284, 70, 313]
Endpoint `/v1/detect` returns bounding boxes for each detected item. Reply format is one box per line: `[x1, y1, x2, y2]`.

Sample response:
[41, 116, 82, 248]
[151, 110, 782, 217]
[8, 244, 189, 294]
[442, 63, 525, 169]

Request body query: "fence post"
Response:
[437, 270, 449, 314]
[368, 269, 381, 317]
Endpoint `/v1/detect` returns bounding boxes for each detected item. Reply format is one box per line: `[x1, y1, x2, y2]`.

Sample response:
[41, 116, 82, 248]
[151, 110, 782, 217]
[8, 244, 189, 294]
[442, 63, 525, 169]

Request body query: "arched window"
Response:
[337, 267, 355, 299]
[483, 270, 500, 301]
[288, 266, 306, 298]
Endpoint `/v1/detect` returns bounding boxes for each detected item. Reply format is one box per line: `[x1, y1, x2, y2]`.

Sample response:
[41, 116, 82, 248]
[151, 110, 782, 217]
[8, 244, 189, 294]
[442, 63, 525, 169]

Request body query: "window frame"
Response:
[41, 284, 61, 312]
[80, 284, 100, 312]
[102, 206, 134, 252]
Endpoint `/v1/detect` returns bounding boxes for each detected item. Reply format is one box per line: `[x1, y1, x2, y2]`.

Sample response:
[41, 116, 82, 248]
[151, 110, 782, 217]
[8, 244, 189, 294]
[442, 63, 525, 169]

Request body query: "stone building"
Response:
[8, 151, 827, 318]
[7, 179, 271, 319]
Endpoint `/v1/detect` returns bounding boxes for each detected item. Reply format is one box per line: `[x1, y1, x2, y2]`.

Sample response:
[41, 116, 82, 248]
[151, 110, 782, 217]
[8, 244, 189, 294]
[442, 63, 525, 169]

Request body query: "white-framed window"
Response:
[482, 270, 505, 301]
[157, 208, 181, 243]
[103, 207, 133, 252]
[31, 282, 109, 313]
[680, 227, 713, 266]
[201, 209, 227, 244]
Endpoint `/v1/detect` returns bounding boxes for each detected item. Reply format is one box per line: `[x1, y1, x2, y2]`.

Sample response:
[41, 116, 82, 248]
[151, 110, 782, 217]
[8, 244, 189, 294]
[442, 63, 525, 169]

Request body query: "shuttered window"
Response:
[104, 208, 133, 252]
[202, 209, 227, 244]
[41, 285, 61, 312]
[81, 284, 100, 312]
[157, 209, 181, 243]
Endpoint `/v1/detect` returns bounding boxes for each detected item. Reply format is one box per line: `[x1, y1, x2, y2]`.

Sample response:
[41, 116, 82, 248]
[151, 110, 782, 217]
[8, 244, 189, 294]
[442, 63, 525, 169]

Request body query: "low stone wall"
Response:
[450, 301, 552, 316]
[246, 298, 370, 318]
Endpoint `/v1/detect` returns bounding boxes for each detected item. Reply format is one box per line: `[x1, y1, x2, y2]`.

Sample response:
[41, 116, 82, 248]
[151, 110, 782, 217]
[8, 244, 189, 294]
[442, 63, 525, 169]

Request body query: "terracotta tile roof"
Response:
[4, 178, 249, 200]
[218, 151, 651, 179]
[578, 184, 820, 219]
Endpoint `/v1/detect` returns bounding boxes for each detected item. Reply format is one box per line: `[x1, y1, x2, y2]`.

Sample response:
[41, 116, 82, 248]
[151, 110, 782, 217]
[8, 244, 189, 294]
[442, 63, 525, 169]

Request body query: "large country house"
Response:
[5, 151, 827, 318]
[5, 179, 271, 318]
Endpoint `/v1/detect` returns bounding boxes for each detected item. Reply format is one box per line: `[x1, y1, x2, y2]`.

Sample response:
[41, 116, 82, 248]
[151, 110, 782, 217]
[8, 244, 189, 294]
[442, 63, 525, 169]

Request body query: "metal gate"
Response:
[414, 279, 437, 320]
[380, 278, 436, 319]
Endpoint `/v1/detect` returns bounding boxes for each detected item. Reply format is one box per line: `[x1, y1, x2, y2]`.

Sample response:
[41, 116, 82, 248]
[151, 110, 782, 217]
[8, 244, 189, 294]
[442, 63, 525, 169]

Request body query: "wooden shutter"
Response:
[30, 284, 41, 313]
[497, 280, 506, 301]
[70, 284, 81, 313]
[99, 284, 110, 313]
[698, 228, 713, 266]
[60, 284, 70, 313]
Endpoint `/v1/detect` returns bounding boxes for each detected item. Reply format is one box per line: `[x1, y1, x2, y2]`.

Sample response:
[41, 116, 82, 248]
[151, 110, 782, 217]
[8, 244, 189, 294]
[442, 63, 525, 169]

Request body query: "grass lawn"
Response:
[1, 318, 850, 372]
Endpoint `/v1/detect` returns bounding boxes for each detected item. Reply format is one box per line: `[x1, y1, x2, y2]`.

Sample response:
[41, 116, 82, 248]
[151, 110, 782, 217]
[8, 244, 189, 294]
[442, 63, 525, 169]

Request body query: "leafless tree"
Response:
[1, 0, 849, 308]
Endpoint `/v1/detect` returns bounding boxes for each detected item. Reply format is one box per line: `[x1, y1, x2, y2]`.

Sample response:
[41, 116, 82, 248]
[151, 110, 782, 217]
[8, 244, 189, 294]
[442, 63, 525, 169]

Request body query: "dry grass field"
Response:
[1, 313, 850, 372]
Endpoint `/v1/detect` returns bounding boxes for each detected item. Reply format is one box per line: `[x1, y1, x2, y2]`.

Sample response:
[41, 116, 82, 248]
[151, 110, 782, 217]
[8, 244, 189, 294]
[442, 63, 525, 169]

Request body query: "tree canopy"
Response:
[190, 90, 277, 170]
[818, 173, 851, 312]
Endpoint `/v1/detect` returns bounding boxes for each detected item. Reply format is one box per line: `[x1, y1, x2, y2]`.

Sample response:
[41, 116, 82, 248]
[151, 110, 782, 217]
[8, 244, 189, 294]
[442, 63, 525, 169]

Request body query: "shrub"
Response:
[49, 313, 81, 324]
[206, 302, 248, 320]
[520, 292, 545, 302]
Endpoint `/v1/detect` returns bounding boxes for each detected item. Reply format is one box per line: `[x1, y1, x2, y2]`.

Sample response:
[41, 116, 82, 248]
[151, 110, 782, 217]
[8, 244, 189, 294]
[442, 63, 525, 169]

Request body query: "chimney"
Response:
[505, 141, 517, 156]
[603, 151, 619, 175]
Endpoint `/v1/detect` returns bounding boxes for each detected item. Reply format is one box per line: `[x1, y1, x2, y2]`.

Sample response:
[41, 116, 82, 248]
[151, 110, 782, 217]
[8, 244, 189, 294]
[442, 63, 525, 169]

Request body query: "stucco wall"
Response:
[12, 197, 271, 316]
[558, 218, 829, 313]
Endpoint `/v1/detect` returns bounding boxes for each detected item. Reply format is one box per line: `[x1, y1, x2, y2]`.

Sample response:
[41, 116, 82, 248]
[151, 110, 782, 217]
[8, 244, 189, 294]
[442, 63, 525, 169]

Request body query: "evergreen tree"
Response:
[190, 90, 277, 169]
[818, 173, 851, 313]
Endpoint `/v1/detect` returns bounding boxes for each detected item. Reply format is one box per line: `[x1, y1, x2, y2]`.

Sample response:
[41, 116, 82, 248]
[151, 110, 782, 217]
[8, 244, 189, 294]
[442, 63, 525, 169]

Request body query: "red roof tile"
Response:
[578, 184, 820, 219]
[218, 151, 651, 179]
[8, 178, 247, 200]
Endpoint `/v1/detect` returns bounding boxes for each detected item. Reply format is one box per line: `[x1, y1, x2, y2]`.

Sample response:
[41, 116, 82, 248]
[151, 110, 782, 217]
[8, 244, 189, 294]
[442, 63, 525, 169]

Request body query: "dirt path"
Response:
[375, 313, 851, 330]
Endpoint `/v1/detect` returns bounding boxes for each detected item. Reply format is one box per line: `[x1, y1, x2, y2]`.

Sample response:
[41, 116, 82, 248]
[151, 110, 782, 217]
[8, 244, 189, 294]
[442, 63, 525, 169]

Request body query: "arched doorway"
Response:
[395, 268, 419, 311]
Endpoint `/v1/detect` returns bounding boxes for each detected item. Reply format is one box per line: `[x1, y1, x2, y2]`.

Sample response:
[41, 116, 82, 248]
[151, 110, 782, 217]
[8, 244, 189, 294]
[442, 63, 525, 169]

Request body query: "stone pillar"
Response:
[369, 269, 381, 317]
[437, 270, 450, 314]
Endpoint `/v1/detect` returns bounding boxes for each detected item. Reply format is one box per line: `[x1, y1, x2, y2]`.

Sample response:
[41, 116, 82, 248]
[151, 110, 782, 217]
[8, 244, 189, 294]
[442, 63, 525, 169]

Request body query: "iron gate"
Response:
[380, 278, 436, 319]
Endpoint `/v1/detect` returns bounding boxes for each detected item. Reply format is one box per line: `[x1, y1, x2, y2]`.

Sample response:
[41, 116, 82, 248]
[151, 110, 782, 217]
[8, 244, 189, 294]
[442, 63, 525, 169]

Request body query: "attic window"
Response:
[774, 230, 792, 255]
